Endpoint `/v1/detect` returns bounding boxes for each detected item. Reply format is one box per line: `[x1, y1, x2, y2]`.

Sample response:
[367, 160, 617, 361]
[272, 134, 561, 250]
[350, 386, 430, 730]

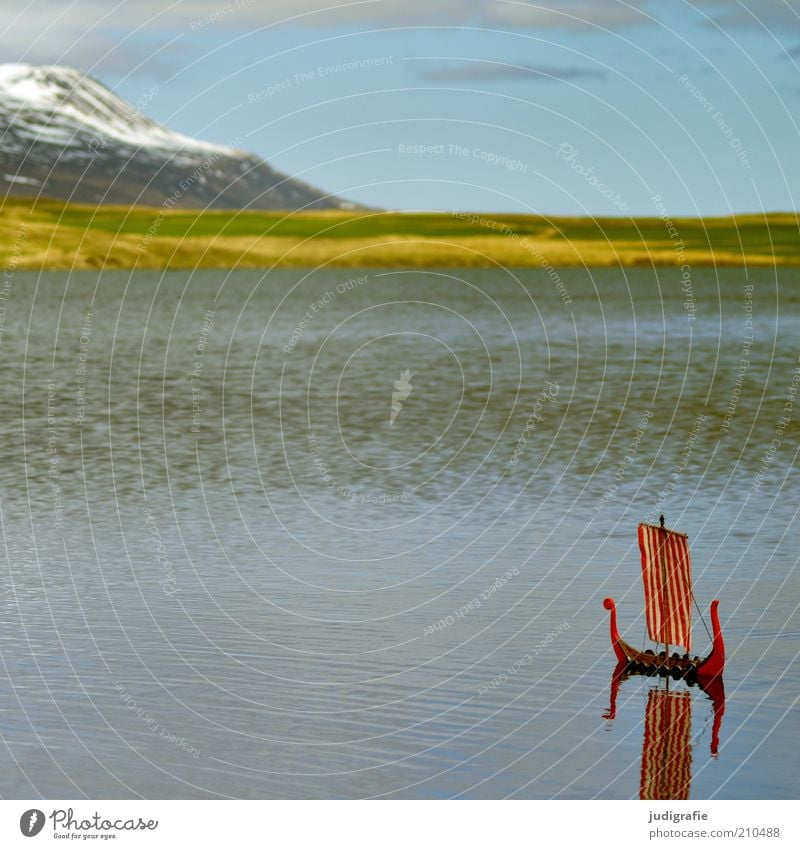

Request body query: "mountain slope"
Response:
[0, 64, 351, 210]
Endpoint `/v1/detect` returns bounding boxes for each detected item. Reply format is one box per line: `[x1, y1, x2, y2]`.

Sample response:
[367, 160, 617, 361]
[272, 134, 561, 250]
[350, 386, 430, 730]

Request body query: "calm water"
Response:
[0, 266, 797, 799]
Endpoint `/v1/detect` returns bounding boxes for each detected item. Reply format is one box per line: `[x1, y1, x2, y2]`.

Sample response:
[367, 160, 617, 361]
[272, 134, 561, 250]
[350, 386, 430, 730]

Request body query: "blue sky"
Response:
[3, 1, 800, 214]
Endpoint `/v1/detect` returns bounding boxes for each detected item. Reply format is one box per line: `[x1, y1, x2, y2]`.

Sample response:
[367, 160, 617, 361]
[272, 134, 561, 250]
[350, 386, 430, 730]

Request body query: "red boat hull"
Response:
[603, 597, 725, 684]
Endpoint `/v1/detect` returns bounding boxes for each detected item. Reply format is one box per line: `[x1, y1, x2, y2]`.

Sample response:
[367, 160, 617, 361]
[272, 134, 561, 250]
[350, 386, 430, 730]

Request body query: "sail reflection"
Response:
[605, 662, 725, 799]
[640, 688, 692, 800]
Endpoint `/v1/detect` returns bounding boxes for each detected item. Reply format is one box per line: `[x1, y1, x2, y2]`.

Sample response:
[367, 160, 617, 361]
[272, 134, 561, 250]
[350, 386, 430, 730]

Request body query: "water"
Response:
[0, 266, 797, 799]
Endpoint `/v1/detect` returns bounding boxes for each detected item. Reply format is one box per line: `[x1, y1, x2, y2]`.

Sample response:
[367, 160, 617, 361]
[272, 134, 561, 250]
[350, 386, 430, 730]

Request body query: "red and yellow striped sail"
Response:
[640, 688, 693, 800]
[638, 522, 693, 651]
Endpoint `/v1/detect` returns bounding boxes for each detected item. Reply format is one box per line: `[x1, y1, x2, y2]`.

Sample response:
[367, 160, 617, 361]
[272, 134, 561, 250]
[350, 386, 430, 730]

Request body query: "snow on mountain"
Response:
[0, 64, 234, 157]
[0, 64, 348, 210]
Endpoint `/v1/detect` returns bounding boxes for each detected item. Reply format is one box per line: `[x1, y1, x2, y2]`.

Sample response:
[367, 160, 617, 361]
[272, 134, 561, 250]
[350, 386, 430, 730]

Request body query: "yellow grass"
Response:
[2, 197, 798, 270]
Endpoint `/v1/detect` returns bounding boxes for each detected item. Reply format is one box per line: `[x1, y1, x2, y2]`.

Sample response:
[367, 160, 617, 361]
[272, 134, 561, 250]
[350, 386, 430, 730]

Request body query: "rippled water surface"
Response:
[0, 267, 797, 798]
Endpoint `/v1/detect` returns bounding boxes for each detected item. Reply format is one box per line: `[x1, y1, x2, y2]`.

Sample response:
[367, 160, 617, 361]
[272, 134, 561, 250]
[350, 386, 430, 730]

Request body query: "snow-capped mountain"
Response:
[0, 64, 350, 209]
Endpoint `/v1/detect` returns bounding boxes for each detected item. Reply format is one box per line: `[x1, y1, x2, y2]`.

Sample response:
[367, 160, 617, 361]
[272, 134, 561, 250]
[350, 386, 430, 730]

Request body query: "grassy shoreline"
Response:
[2, 196, 798, 270]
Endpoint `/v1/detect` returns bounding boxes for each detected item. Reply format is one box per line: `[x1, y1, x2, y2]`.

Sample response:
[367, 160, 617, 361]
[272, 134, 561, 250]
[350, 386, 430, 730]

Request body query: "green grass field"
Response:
[2, 196, 798, 269]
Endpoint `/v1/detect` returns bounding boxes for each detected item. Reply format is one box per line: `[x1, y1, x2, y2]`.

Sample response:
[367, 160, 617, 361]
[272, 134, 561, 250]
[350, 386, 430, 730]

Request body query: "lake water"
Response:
[0, 266, 797, 799]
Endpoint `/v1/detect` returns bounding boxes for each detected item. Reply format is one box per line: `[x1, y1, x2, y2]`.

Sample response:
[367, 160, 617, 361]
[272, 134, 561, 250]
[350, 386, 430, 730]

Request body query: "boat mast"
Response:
[660, 514, 669, 657]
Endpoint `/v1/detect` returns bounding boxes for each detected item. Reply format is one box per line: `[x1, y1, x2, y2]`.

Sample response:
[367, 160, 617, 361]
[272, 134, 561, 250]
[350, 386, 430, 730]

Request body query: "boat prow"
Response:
[696, 598, 725, 683]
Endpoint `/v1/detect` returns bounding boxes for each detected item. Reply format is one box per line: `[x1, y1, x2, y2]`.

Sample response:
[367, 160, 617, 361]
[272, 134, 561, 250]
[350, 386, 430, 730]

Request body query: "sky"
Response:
[2, 0, 800, 215]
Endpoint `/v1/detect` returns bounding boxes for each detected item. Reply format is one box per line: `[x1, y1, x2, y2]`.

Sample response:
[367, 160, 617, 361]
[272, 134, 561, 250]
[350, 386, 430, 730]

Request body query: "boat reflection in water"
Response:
[604, 661, 726, 799]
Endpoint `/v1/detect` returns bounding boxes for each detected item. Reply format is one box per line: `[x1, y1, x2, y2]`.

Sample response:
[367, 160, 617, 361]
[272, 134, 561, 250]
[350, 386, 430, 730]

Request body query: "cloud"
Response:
[484, 0, 652, 29]
[3, 0, 795, 83]
[687, 0, 800, 30]
[0, 1, 655, 84]
[417, 60, 606, 82]
[5, 0, 799, 45]
[0, 0, 655, 44]
[16, 37, 190, 79]
[0, 4, 196, 79]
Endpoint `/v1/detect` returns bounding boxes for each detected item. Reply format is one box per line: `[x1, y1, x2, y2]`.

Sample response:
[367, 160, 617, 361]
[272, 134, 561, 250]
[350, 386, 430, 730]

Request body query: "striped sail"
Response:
[640, 688, 693, 800]
[638, 522, 693, 651]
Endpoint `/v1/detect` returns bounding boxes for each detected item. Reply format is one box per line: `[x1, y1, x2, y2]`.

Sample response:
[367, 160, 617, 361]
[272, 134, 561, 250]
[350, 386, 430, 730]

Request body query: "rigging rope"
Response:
[689, 587, 713, 644]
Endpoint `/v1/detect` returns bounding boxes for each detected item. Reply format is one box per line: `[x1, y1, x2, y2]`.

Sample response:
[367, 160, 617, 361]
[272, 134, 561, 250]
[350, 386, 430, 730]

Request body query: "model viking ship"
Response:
[603, 516, 725, 684]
